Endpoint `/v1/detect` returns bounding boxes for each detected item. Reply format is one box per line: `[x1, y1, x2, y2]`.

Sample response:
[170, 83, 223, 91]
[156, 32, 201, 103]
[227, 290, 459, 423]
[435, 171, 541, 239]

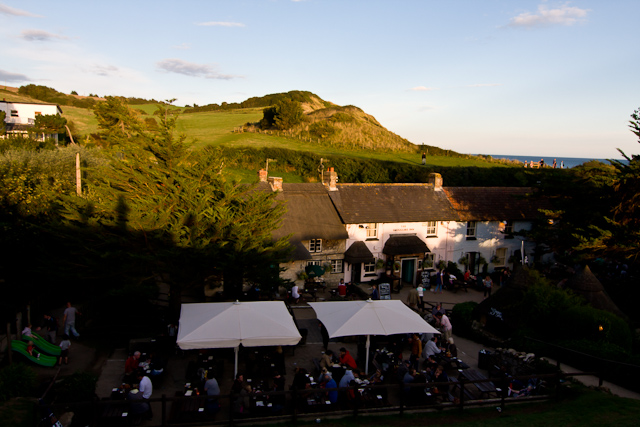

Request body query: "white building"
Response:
[1, 100, 63, 141]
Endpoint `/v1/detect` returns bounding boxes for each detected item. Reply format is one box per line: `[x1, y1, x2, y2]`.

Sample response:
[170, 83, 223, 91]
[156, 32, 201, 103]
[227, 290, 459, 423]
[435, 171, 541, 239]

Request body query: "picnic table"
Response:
[458, 369, 501, 398]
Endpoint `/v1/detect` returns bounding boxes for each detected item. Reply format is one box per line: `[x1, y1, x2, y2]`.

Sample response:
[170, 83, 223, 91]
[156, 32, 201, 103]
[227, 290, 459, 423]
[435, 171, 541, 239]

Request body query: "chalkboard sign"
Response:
[421, 270, 431, 289]
[379, 283, 391, 300]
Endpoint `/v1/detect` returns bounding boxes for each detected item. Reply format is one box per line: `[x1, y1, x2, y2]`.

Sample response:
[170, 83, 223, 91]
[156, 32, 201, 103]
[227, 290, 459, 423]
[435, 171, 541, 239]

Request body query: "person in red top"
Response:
[337, 279, 347, 297]
[125, 351, 141, 381]
[339, 347, 357, 369]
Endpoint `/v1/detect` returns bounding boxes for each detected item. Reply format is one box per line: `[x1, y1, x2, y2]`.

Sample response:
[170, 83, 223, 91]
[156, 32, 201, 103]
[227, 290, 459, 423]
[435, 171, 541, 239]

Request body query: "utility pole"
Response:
[76, 152, 82, 196]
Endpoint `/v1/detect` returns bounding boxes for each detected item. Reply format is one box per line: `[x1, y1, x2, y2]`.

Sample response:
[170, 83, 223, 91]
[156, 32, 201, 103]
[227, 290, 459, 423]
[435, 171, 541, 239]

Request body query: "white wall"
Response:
[1, 102, 60, 124]
[448, 220, 535, 272]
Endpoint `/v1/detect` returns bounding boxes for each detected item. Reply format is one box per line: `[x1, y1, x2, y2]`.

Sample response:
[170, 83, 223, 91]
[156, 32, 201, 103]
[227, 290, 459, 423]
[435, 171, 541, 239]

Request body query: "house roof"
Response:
[329, 183, 459, 224]
[443, 187, 545, 221]
[344, 241, 375, 264]
[261, 182, 349, 242]
[0, 101, 63, 115]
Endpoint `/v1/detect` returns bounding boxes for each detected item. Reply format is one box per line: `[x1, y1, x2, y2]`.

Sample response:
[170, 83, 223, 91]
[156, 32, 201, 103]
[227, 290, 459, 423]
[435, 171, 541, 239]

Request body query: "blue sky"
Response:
[1, 0, 638, 158]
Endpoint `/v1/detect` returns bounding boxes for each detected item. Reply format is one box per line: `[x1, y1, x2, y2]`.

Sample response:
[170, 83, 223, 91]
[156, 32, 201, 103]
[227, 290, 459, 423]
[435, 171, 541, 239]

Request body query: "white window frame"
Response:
[466, 221, 477, 239]
[426, 221, 437, 237]
[504, 220, 514, 238]
[307, 260, 321, 267]
[309, 239, 322, 253]
[365, 223, 378, 239]
[363, 262, 376, 273]
[330, 259, 343, 274]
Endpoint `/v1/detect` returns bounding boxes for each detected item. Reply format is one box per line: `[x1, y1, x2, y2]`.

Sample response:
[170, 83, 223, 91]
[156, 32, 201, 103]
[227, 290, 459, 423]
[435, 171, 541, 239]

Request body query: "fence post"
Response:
[291, 388, 298, 423]
[459, 380, 465, 411]
[161, 394, 167, 426]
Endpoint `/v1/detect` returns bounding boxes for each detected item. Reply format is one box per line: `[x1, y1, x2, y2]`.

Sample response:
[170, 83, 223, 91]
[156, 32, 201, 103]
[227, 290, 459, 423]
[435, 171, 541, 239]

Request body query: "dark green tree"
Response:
[59, 103, 292, 314]
[260, 99, 305, 130]
[33, 114, 67, 137]
[0, 110, 5, 135]
[93, 96, 143, 147]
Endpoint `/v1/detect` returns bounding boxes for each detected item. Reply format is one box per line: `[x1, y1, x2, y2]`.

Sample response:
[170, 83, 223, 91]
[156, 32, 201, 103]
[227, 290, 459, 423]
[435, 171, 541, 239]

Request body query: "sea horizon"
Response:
[483, 154, 624, 169]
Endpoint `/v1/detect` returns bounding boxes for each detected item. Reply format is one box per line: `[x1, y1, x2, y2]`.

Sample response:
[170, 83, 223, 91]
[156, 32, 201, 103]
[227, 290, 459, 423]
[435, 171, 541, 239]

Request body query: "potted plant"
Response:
[323, 263, 332, 273]
[423, 257, 434, 268]
[476, 256, 487, 266]
[458, 256, 469, 266]
[490, 255, 500, 264]
[376, 258, 385, 270]
[297, 271, 308, 281]
[393, 261, 401, 272]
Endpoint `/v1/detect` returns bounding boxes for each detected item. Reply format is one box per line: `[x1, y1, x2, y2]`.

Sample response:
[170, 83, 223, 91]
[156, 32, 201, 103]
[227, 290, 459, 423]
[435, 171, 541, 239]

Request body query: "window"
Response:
[309, 239, 322, 253]
[504, 220, 514, 238]
[365, 223, 378, 239]
[307, 260, 321, 267]
[466, 221, 477, 240]
[495, 248, 507, 266]
[10, 110, 18, 117]
[424, 253, 435, 268]
[363, 262, 376, 273]
[330, 259, 343, 274]
[426, 221, 437, 237]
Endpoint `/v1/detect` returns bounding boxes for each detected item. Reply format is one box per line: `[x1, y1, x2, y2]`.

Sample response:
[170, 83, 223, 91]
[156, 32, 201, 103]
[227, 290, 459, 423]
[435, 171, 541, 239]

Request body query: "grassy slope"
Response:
[7, 89, 511, 173]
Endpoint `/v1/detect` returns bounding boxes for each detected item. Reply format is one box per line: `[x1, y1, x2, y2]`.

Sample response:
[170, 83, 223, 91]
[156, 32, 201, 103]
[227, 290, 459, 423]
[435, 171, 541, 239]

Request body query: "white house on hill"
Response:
[1, 100, 63, 141]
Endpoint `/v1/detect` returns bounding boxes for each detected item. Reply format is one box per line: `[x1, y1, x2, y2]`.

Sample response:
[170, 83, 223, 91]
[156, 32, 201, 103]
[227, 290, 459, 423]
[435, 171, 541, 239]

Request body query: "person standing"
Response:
[483, 275, 493, 299]
[421, 152, 426, 165]
[416, 284, 424, 311]
[62, 302, 81, 339]
[434, 270, 443, 293]
[59, 334, 71, 365]
[204, 372, 221, 413]
[409, 333, 422, 370]
[371, 284, 380, 300]
[290, 284, 300, 304]
[37, 314, 58, 344]
[435, 312, 452, 342]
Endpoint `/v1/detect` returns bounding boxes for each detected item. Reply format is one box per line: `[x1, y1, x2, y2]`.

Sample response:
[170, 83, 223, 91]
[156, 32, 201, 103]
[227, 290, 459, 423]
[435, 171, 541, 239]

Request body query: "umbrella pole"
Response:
[365, 335, 370, 374]
[235, 346, 239, 377]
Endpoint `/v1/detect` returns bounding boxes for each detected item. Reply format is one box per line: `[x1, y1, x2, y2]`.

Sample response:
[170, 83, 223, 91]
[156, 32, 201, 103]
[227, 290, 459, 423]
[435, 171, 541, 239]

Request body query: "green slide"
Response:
[11, 340, 57, 367]
[22, 332, 61, 356]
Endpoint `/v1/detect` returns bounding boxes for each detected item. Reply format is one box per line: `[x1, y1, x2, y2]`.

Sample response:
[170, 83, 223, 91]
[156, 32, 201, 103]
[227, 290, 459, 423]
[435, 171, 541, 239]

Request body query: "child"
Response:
[59, 334, 71, 365]
[22, 324, 35, 338]
[26, 340, 36, 356]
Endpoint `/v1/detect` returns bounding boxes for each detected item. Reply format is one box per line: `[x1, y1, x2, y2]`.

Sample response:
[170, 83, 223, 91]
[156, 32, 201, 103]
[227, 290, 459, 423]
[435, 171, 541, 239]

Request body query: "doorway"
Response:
[401, 258, 416, 286]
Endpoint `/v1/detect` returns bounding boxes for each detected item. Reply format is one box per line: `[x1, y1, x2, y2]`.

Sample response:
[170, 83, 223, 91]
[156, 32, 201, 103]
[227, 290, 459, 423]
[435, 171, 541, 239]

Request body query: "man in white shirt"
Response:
[435, 312, 453, 342]
[422, 335, 442, 359]
[135, 370, 153, 419]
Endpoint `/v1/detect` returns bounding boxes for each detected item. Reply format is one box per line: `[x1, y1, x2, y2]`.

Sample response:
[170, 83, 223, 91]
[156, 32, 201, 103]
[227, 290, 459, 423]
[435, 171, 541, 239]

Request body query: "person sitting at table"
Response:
[127, 388, 150, 421]
[429, 365, 450, 399]
[291, 366, 311, 390]
[432, 302, 445, 318]
[320, 349, 336, 369]
[125, 351, 141, 383]
[135, 370, 153, 419]
[204, 372, 220, 413]
[423, 354, 439, 372]
[270, 371, 286, 414]
[339, 347, 357, 370]
[422, 335, 443, 360]
[322, 374, 338, 404]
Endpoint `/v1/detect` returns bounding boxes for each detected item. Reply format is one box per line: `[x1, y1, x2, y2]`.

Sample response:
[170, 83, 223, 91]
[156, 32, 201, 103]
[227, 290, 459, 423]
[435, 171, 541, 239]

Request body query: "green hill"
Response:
[3, 85, 525, 184]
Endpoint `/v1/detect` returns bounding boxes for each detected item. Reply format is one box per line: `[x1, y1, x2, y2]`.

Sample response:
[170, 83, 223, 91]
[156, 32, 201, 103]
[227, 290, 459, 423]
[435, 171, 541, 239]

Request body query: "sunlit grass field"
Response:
[59, 103, 509, 169]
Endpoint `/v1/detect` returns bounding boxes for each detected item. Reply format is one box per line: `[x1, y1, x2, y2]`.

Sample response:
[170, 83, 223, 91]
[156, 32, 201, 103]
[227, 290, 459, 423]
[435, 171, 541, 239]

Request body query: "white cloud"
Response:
[195, 21, 245, 27]
[467, 83, 502, 87]
[156, 58, 240, 80]
[0, 68, 31, 82]
[21, 29, 68, 42]
[410, 86, 437, 91]
[507, 4, 589, 28]
[172, 43, 191, 50]
[91, 64, 119, 77]
[0, 3, 42, 17]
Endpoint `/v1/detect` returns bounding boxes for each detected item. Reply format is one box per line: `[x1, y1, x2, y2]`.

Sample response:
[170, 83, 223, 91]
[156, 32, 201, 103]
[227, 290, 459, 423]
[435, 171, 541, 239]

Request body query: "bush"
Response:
[55, 372, 97, 403]
[0, 363, 37, 402]
[558, 306, 632, 351]
[451, 301, 478, 337]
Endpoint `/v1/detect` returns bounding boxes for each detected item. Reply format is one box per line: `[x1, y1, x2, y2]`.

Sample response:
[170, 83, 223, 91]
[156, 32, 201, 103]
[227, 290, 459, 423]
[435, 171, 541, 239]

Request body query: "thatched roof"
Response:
[566, 266, 627, 320]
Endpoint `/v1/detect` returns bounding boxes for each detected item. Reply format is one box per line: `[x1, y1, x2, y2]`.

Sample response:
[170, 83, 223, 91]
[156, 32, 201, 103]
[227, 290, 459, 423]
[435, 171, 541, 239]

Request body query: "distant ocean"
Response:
[485, 154, 623, 169]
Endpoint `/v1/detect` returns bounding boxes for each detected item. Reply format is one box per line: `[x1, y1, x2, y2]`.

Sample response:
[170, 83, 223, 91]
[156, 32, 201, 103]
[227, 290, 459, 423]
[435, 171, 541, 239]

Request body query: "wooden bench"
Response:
[459, 369, 500, 398]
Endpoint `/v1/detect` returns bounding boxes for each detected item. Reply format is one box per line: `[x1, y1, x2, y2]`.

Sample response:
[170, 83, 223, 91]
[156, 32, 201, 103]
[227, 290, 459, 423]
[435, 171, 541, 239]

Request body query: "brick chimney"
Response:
[429, 172, 443, 190]
[268, 176, 283, 192]
[322, 167, 338, 191]
[257, 169, 268, 182]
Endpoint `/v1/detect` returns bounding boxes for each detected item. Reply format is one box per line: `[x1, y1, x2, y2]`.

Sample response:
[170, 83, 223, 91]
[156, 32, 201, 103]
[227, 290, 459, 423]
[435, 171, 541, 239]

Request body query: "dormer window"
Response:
[309, 239, 322, 253]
